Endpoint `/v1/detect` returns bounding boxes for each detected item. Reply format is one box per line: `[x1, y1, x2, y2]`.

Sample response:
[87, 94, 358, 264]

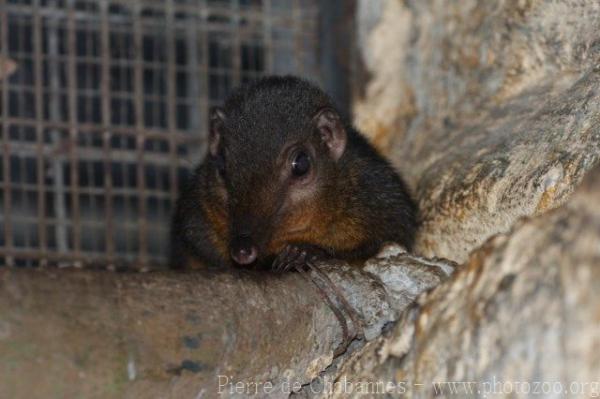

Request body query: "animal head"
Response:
[207, 76, 349, 266]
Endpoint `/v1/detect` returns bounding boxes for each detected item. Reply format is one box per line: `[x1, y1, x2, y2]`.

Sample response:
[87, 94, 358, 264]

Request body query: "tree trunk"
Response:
[320, 164, 600, 398]
[0, 251, 452, 398]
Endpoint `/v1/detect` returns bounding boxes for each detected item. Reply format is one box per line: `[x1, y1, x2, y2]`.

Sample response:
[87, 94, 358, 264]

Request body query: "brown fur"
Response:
[201, 200, 229, 261]
[170, 76, 417, 269]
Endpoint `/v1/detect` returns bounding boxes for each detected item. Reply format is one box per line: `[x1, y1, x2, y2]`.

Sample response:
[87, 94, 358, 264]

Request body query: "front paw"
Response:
[271, 244, 329, 273]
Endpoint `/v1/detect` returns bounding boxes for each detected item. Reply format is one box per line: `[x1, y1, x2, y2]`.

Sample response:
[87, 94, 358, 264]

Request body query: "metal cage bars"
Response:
[0, 0, 320, 267]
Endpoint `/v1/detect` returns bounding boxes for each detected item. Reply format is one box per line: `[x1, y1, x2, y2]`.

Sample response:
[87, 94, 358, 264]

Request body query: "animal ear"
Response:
[314, 108, 346, 161]
[209, 107, 226, 157]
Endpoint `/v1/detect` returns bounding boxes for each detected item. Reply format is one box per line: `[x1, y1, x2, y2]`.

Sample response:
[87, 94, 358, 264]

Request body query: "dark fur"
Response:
[170, 76, 417, 269]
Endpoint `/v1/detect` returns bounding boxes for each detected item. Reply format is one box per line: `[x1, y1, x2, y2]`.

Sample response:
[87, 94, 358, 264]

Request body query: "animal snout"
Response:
[230, 234, 258, 265]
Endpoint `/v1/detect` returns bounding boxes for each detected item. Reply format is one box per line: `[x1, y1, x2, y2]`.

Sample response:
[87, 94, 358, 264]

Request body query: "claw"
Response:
[306, 260, 365, 342]
[293, 263, 350, 357]
[272, 245, 302, 272]
[272, 244, 364, 356]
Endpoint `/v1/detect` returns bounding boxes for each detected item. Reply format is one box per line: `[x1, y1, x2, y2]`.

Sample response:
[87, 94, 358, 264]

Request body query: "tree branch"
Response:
[0, 248, 453, 398]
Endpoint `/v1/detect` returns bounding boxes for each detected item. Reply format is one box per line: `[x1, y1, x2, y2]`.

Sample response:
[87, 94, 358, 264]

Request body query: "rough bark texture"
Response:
[355, 0, 600, 263]
[321, 163, 600, 399]
[0, 250, 453, 398]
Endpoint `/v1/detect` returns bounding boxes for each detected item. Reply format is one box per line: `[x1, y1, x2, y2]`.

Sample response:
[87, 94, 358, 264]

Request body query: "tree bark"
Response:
[0, 250, 453, 398]
[354, 0, 600, 263]
[311, 164, 600, 398]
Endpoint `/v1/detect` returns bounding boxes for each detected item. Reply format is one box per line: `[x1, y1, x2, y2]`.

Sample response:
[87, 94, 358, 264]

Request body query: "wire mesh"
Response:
[0, 0, 321, 267]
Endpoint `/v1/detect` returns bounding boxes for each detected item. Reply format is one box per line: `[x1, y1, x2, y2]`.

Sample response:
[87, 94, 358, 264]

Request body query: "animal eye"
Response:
[291, 151, 310, 177]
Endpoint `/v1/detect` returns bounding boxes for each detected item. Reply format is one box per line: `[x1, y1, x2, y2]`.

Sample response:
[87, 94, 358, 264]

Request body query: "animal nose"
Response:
[230, 235, 258, 265]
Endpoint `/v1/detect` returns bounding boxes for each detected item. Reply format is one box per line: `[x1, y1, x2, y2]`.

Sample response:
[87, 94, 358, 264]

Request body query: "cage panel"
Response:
[0, 0, 320, 267]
